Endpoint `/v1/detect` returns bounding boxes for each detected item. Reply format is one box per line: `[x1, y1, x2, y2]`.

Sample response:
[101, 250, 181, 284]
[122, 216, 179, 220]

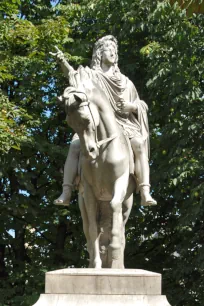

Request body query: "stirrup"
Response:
[141, 196, 157, 206]
[53, 183, 73, 206]
[139, 183, 157, 206]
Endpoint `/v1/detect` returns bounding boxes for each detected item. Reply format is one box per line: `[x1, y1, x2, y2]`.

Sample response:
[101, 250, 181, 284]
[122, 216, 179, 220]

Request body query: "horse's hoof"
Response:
[93, 260, 102, 269]
[111, 259, 124, 269]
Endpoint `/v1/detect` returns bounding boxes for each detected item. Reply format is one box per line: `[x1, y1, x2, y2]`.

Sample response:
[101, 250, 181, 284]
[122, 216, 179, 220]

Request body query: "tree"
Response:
[0, 2, 88, 305]
[170, 0, 204, 15]
[0, 1, 203, 305]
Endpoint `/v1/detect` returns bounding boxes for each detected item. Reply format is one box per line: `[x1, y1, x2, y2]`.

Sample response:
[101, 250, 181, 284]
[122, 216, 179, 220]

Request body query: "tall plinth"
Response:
[33, 269, 171, 306]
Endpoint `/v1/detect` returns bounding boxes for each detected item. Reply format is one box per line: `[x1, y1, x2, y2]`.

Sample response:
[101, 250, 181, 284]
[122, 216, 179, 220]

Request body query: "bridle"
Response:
[78, 100, 118, 149]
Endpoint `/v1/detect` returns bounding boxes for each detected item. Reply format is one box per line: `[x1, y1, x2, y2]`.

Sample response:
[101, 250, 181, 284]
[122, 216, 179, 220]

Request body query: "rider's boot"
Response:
[139, 183, 157, 206]
[53, 183, 73, 206]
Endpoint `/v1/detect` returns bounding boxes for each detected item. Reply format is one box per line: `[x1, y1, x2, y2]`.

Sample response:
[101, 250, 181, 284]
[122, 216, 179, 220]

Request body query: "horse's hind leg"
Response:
[78, 193, 93, 267]
[122, 193, 133, 261]
[123, 193, 133, 226]
[120, 175, 135, 258]
[109, 170, 129, 269]
[83, 182, 102, 268]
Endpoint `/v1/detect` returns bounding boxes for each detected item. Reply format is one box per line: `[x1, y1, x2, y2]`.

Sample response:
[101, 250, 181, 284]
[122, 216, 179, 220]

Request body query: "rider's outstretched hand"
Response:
[49, 46, 74, 76]
[49, 46, 65, 62]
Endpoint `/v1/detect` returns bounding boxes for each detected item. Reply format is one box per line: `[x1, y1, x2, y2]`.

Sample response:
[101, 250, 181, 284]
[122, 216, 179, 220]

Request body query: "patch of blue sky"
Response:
[51, 0, 59, 7]
[19, 189, 29, 197]
[8, 229, 15, 238]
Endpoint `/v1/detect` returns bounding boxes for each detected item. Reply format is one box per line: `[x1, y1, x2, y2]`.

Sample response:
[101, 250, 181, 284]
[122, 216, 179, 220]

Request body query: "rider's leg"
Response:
[130, 137, 157, 206]
[54, 135, 80, 206]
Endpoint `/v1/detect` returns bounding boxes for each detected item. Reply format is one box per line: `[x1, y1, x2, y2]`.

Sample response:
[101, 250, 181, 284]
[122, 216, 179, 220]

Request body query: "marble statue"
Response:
[50, 35, 157, 268]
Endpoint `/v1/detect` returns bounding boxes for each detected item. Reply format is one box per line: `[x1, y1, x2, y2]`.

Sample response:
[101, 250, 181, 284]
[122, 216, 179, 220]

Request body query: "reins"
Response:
[78, 100, 118, 149]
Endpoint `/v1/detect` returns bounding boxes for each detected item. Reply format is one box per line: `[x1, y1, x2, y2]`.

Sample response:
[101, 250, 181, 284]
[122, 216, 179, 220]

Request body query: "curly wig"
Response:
[91, 35, 120, 75]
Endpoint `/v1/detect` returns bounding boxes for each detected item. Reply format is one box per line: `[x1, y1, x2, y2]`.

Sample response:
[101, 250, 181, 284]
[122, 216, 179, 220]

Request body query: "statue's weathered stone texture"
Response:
[32, 35, 172, 306]
[33, 269, 171, 306]
[50, 36, 157, 269]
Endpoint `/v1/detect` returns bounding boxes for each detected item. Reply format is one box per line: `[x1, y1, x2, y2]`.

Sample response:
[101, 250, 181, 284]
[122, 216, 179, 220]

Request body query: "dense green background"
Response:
[0, 1, 203, 305]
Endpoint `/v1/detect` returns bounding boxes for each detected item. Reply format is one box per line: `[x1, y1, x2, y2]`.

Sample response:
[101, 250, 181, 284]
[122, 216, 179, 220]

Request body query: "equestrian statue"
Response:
[50, 35, 157, 269]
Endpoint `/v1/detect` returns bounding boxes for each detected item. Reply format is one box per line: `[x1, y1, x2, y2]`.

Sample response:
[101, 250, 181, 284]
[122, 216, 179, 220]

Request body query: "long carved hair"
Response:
[91, 35, 120, 75]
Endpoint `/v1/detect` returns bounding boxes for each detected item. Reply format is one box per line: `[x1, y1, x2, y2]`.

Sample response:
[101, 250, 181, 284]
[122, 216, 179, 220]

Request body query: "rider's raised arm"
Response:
[59, 56, 75, 79]
[49, 46, 75, 79]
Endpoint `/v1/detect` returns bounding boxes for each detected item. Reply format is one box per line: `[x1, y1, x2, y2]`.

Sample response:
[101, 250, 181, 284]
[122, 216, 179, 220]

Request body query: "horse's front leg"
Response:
[78, 193, 94, 267]
[122, 193, 133, 260]
[83, 182, 102, 269]
[109, 169, 129, 269]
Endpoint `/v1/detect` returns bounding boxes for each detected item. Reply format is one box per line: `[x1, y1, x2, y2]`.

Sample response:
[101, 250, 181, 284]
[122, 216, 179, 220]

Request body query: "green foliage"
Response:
[170, 0, 204, 16]
[0, 1, 203, 306]
[125, 2, 204, 305]
[0, 90, 31, 152]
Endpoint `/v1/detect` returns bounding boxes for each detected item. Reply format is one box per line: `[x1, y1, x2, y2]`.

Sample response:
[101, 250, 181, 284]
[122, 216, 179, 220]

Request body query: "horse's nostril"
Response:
[90, 147, 95, 153]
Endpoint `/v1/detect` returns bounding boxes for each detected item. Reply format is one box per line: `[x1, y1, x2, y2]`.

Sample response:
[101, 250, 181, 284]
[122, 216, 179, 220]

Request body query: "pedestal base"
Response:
[34, 294, 171, 306]
[33, 269, 171, 306]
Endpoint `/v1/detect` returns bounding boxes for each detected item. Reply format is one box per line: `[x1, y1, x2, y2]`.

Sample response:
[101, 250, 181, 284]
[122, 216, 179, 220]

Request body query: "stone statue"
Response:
[50, 35, 156, 268]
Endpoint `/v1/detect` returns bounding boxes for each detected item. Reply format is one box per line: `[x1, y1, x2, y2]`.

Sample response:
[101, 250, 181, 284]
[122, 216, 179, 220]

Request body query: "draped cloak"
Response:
[67, 65, 150, 158]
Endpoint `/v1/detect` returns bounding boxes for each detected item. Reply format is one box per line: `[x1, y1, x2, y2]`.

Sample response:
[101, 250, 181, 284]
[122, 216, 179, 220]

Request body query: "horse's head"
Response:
[65, 89, 100, 160]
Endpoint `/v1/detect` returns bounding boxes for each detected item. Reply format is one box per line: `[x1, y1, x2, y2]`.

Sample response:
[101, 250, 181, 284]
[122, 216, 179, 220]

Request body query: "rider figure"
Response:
[51, 36, 157, 207]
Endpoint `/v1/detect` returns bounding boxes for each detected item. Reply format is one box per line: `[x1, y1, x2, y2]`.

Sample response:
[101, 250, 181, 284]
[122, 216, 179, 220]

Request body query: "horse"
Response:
[63, 85, 135, 268]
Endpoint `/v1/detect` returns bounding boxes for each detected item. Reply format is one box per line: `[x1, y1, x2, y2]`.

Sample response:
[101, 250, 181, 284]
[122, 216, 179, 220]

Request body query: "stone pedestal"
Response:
[33, 269, 171, 306]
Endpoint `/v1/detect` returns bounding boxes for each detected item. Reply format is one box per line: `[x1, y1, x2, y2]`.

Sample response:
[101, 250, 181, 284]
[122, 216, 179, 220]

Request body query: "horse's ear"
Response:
[73, 94, 82, 104]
